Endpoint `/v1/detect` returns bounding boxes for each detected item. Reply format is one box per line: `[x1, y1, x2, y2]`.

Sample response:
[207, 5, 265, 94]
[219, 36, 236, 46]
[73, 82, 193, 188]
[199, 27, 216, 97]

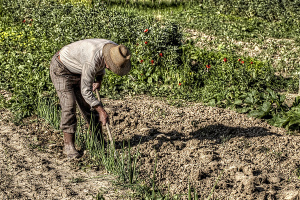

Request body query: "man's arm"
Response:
[93, 105, 108, 125]
[93, 68, 105, 91]
[93, 73, 104, 92]
[81, 63, 101, 107]
[81, 63, 109, 125]
[93, 80, 102, 92]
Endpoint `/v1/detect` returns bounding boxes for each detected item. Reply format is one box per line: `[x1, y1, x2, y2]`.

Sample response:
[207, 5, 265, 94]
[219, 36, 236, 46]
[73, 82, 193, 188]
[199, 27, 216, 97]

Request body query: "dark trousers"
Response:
[49, 52, 99, 134]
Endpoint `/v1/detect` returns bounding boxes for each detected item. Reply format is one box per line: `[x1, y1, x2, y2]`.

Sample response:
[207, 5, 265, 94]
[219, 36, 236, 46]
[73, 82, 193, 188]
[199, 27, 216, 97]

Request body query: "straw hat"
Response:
[103, 43, 131, 76]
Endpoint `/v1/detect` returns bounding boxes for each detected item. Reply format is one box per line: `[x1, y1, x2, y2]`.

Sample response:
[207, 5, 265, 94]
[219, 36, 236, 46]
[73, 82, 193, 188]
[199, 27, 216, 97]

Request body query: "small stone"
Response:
[235, 172, 246, 181]
[156, 134, 170, 140]
[243, 165, 253, 176]
[226, 162, 241, 172]
[268, 176, 281, 184]
[243, 177, 255, 194]
[150, 150, 156, 157]
[284, 190, 299, 200]
[268, 189, 276, 195]
[140, 128, 151, 132]
[48, 144, 57, 149]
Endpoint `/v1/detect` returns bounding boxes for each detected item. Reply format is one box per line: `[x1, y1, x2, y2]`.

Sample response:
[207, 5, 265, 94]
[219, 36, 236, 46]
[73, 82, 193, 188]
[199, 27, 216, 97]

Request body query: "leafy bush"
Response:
[0, 0, 184, 118]
[0, 0, 299, 130]
[210, 0, 300, 22]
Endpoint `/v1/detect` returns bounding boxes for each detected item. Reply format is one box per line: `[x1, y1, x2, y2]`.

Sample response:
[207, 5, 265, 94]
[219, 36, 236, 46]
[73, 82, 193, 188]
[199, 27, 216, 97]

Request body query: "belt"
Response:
[55, 51, 81, 78]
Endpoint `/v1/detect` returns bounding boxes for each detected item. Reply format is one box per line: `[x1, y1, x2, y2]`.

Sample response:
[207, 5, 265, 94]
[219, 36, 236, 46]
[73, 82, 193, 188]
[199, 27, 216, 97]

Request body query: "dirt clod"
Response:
[0, 109, 132, 200]
[102, 95, 300, 199]
[1, 95, 300, 199]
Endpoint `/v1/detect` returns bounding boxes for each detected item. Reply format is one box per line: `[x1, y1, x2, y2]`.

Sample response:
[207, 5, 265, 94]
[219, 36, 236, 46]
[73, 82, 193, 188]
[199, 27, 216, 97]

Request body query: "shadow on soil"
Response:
[115, 124, 282, 149]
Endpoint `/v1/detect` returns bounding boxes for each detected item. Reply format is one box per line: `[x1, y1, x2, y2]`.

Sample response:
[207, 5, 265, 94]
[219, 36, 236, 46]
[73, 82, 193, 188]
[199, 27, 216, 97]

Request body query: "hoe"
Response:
[95, 88, 114, 149]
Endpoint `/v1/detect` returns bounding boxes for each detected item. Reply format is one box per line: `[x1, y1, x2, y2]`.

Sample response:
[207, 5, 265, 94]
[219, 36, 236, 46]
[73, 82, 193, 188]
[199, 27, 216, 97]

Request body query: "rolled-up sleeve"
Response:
[81, 63, 101, 108]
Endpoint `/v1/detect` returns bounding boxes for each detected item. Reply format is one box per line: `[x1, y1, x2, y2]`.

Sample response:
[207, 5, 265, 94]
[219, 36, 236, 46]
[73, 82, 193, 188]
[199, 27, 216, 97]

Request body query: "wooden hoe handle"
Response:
[95, 89, 114, 145]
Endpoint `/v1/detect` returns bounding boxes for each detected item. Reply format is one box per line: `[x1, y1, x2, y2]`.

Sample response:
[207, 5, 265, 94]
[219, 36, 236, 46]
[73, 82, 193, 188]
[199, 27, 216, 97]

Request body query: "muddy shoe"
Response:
[63, 132, 80, 159]
[63, 144, 80, 159]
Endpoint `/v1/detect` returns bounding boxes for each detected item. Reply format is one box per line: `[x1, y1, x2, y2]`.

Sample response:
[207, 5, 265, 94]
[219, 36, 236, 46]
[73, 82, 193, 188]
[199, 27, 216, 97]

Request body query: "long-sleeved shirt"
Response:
[59, 39, 117, 108]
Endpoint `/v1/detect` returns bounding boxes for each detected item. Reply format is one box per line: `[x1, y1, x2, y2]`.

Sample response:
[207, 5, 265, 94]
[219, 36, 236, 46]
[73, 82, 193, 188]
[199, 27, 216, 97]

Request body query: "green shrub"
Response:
[0, 0, 299, 130]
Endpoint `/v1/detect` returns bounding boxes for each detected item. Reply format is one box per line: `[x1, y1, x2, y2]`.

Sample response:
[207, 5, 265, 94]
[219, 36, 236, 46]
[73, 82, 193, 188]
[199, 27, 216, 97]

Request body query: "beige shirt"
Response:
[59, 39, 117, 108]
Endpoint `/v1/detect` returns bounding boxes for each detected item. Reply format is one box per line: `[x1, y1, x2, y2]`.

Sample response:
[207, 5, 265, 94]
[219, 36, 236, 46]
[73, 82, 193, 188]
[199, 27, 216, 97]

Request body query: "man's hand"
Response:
[93, 80, 102, 92]
[94, 105, 109, 126]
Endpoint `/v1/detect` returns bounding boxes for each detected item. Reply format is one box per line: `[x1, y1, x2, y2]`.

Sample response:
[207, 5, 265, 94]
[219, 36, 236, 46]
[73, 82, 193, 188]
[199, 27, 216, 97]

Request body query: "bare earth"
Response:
[1, 95, 300, 199]
[103, 95, 300, 200]
[0, 109, 132, 200]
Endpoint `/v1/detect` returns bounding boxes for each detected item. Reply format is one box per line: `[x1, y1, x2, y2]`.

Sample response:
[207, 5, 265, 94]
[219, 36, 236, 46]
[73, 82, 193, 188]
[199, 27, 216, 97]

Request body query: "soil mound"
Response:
[1, 95, 300, 199]
[103, 95, 300, 199]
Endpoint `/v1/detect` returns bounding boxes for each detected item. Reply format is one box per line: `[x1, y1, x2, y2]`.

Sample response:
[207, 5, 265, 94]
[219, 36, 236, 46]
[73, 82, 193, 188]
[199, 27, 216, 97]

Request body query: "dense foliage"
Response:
[204, 0, 300, 22]
[103, 0, 300, 22]
[0, 0, 300, 130]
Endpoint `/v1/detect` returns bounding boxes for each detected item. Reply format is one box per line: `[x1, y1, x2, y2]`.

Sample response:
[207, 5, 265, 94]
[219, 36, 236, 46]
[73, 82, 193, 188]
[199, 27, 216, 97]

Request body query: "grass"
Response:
[36, 97, 224, 199]
[70, 177, 86, 183]
[2, 0, 300, 198]
[106, 1, 300, 88]
[1, 0, 299, 130]
[206, 170, 223, 200]
[37, 98, 61, 130]
[37, 98, 155, 198]
[94, 193, 106, 200]
[110, 2, 300, 77]
[296, 167, 300, 179]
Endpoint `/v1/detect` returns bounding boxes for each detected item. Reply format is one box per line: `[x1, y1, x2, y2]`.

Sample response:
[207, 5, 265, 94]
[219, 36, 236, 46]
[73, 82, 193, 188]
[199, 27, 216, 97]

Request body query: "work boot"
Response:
[63, 132, 80, 159]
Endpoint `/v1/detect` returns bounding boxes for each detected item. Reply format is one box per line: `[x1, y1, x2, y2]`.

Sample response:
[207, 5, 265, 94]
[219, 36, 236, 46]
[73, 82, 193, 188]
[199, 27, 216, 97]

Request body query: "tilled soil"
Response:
[0, 109, 132, 200]
[1, 95, 300, 199]
[101, 95, 300, 200]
